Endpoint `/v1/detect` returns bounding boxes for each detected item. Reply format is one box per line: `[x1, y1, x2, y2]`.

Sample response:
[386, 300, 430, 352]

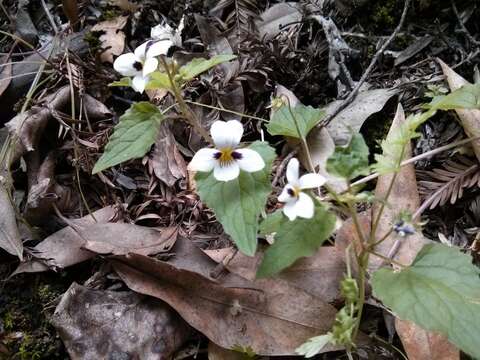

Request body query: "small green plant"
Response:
[95, 36, 480, 357]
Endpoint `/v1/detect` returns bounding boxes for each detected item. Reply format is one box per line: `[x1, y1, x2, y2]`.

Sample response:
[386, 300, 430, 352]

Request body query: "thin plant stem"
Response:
[159, 57, 212, 144]
[368, 249, 407, 268]
[184, 100, 268, 123]
[351, 135, 480, 188]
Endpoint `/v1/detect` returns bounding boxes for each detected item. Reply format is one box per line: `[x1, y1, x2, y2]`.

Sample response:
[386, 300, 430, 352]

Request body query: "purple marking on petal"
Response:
[133, 61, 143, 71]
[287, 188, 295, 197]
[232, 151, 243, 160]
[213, 151, 222, 160]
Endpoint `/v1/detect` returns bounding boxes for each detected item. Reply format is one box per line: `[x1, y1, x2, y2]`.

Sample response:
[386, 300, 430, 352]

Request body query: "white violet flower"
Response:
[113, 19, 184, 93]
[113, 41, 164, 93]
[278, 158, 326, 221]
[188, 120, 265, 182]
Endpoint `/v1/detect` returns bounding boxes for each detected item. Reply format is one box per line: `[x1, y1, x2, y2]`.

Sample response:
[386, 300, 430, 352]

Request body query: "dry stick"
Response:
[319, 0, 412, 127]
[451, 0, 480, 47]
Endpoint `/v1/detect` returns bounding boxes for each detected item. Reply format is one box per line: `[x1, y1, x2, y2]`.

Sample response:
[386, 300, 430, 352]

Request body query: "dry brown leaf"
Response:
[12, 206, 117, 275]
[109, 0, 139, 12]
[112, 237, 349, 356]
[204, 246, 345, 303]
[208, 342, 247, 360]
[62, 0, 79, 31]
[0, 56, 12, 97]
[371, 104, 459, 359]
[149, 124, 187, 187]
[370, 104, 429, 271]
[438, 58, 480, 163]
[83, 225, 178, 256]
[52, 283, 191, 359]
[0, 182, 23, 260]
[5, 86, 111, 164]
[91, 16, 128, 63]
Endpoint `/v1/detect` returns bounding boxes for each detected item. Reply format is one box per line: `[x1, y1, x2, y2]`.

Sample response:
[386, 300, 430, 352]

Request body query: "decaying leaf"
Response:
[208, 342, 247, 360]
[438, 59, 480, 163]
[112, 237, 345, 356]
[5, 86, 111, 164]
[325, 88, 398, 145]
[370, 104, 429, 271]
[91, 16, 129, 63]
[62, 0, 80, 31]
[149, 123, 187, 187]
[52, 283, 191, 359]
[204, 246, 345, 303]
[109, 0, 139, 12]
[0, 182, 23, 260]
[83, 224, 178, 256]
[371, 104, 459, 359]
[255, 2, 302, 40]
[13, 206, 117, 275]
[0, 56, 12, 97]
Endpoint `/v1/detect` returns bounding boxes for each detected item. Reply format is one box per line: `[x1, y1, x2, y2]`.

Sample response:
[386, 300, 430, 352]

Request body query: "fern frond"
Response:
[418, 156, 480, 210]
[211, 0, 260, 34]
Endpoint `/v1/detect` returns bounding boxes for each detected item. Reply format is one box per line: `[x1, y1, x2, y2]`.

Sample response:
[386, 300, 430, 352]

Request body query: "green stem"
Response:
[160, 57, 213, 144]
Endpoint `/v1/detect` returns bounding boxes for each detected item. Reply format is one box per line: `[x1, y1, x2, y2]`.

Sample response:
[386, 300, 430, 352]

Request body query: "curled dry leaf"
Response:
[91, 16, 129, 63]
[149, 123, 187, 187]
[52, 283, 191, 360]
[12, 206, 117, 275]
[112, 237, 349, 356]
[83, 225, 178, 256]
[5, 86, 111, 164]
[325, 88, 398, 145]
[0, 182, 23, 260]
[204, 246, 345, 303]
[438, 59, 480, 163]
[62, 0, 80, 31]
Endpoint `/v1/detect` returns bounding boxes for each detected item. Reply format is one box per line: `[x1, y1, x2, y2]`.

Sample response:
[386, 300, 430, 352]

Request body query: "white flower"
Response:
[113, 41, 163, 93]
[188, 120, 265, 182]
[278, 158, 326, 221]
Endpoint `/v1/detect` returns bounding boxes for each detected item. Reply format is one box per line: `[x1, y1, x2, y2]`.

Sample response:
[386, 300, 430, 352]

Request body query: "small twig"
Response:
[320, 0, 411, 127]
[272, 150, 297, 187]
[40, 0, 59, 34]
[451, 0, 480, 47]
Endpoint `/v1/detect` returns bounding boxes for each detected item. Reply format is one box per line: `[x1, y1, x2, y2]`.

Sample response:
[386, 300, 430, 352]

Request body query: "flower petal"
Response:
[113, 53, 140, 76]
[131, 75, 148, 93]
[134, 41, 149, 60]
[147, 40, 173, 57]
[286, 158, 300, 184]
[282, 201, 298, 221]
[235, 148, 265, 172]
[151, 23, 173, 40]
[210, 120, 243, 148]
[278, 184, 296, 203]
[143, 57, 158, 76]
[214, 162, 240, 182]
[299, 173, 326, 189]
[188, 148, 218, 172]
[294, 192, 315, 219]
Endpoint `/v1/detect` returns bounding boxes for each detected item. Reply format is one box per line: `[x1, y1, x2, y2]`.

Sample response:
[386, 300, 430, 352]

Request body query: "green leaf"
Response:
[372, 243, 480, 359]
[195, 141, 275, 256]
[295, 334, 332, 358]
[179, 54, 237, 82]
[327, 133, 369, 180]
[109, 77, 132, 87]
[429, 83, 480, 110]
[146, 72, 172, 91]
[257, 205, 336, 277]
[266, 104, 325, 139]
[92, 102, 163, 174]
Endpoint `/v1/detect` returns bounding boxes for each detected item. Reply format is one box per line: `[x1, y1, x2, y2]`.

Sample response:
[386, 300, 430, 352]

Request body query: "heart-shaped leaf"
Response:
[267, 104, 325, 139]
[372, 243, 480, 359]
[257, 205, 336, 277]
[93, 102, 163, 174]
[195, 141, 275, 256]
